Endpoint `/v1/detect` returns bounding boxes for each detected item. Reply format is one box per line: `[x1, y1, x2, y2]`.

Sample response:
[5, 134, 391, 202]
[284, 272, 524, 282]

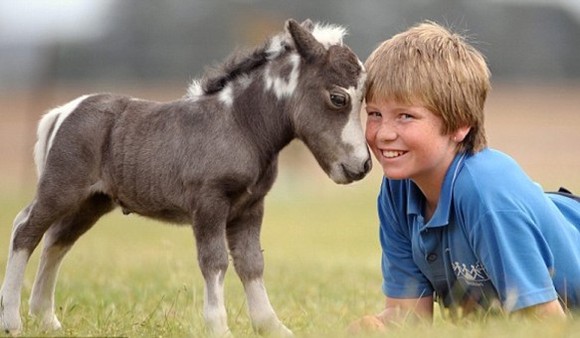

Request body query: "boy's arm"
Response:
[514, 299, 566, 318]
[377, 296, 434, 324]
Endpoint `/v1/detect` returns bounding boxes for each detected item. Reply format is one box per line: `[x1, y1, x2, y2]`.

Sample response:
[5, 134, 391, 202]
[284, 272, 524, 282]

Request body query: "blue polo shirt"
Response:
[379, 148, 580, 312]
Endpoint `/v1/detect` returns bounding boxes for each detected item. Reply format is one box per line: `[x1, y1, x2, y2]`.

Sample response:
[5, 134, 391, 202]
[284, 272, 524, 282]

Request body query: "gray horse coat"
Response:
[0, 19, 370, 337]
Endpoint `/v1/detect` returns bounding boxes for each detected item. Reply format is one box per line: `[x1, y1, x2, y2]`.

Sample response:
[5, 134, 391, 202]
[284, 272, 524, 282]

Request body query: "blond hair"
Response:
[365, 21, 490, 153]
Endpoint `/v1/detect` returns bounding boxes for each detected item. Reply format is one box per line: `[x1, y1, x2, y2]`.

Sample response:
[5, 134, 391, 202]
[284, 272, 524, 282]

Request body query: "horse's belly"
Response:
[116, 196, 191, 225]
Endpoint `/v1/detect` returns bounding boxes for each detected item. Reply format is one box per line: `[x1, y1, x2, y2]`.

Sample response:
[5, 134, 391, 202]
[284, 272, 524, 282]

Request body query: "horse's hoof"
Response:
[40, 315, 62, 331]
[0, 318, 22, 337]
[255, 320, 293, 337]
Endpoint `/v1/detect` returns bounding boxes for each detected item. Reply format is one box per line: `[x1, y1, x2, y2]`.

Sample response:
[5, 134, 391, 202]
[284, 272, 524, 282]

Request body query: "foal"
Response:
[0, 19, 370, 336]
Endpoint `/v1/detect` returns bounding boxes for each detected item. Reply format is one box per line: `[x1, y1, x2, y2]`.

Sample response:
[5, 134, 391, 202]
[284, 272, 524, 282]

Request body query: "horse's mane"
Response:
[187, 35, 286, 98]
[200, 43, 273, 95]
[186, 20, 346, 99]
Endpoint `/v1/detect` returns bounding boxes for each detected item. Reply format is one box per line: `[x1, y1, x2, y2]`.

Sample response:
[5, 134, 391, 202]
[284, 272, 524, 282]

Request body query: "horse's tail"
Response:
[33, 95, 91, 179]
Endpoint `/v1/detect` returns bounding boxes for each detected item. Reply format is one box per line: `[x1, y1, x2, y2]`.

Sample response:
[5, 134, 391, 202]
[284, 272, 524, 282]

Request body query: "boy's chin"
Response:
[382, 169, 409, 180]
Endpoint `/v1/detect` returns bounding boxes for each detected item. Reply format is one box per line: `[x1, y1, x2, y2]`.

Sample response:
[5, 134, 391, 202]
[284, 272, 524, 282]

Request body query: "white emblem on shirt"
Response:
[452, 261, 490, 286]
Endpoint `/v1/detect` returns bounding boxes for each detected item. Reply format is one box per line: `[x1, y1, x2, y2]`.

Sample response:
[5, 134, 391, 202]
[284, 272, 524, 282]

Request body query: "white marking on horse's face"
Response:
[264, 53, 300, 99]
[341, 68, 368, 158]
[329, 66, 370, 183]
[219, 84, 234, 107]
[312, 23, 346, 49]
[34, 95, 90, 177]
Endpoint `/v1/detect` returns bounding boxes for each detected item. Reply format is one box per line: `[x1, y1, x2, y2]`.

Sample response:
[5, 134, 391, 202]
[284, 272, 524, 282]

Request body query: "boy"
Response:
[351, 21, 580, 332]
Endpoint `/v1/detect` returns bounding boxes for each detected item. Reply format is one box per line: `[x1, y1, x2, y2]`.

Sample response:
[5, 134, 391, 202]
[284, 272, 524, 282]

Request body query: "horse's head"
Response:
[282, 19, 371, 184]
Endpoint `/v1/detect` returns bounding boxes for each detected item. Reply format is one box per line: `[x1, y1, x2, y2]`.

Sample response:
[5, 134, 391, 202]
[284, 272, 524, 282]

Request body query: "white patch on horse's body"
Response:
[264, 53, 300, 99]
[312, 22, 346, 48]
[203, 271, 230, 337]
[266, 34, 285, 59]
[237, 74, 253, 90]
[218, 84, 234, 107]
[34, 95, 90, 177]
[0, 250, 29, 333]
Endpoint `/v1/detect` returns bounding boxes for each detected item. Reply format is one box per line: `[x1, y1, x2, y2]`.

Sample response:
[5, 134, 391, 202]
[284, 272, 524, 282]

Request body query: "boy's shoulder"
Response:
[454, 148, 541, 205]
[463, 148, 518, 171]
[459, 148, 525, 184]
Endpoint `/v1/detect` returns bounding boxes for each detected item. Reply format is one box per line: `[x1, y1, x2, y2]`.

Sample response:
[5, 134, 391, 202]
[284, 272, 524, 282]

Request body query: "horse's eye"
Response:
[329, 92, 348, 108]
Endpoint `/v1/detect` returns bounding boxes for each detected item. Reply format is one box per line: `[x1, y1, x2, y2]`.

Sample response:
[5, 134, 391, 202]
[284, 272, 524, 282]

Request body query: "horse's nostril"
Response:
[363, 158, 372, 173]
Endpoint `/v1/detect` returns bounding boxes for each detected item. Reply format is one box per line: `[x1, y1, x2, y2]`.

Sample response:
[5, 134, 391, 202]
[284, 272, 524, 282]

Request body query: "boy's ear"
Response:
[453, 126, 471, 143]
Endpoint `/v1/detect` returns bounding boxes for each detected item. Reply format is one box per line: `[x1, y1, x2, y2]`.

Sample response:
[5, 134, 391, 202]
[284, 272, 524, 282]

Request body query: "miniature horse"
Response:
[0, 19, 370, 336]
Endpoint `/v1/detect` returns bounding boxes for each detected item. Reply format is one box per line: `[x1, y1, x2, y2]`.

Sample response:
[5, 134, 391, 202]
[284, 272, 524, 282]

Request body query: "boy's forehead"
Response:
[366, 94, 425, 108]
[365, 98, 425, 110]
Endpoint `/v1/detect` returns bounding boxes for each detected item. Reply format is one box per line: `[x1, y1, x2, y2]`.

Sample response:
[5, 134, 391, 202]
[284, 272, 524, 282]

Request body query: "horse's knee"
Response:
[197, 246, 229, 278]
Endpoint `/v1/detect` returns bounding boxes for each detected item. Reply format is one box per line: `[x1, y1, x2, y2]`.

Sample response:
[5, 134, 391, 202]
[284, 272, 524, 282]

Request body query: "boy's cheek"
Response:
[368, 145, 382, 162]
[365, 128, 377, 148]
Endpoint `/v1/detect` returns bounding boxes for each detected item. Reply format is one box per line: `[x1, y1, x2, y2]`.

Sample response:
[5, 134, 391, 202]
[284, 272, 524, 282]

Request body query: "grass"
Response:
[0, 166, 579, 337]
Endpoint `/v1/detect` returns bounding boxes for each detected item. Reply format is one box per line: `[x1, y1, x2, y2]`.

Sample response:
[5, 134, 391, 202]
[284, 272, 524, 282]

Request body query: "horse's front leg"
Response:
[192, 202, 232, 337]
[226, 201, 293, 337]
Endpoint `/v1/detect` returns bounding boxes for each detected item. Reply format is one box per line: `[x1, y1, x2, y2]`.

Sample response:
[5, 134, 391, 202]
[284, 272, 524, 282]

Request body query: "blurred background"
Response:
[1, 0, 579, 196]
[1, 3, 579, 334]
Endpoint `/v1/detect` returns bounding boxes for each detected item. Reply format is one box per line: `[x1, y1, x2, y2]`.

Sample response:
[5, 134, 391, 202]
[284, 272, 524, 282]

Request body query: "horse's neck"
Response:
[232, 86, 294, 163]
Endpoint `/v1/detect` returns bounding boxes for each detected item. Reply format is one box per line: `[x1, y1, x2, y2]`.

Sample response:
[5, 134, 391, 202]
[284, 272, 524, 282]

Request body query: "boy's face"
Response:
[365, 100, 465, 185]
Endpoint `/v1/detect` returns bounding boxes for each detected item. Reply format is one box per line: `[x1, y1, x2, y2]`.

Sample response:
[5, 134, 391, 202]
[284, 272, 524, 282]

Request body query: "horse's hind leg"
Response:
[226, 201, 293, 337]
[28, 193, 114, 330]
[0, 204, 35, 334]
[0, 179, 95, 334]
[0, 195, 72, 334]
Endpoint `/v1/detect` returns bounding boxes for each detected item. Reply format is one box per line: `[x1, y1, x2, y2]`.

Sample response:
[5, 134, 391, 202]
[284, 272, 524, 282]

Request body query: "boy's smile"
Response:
[382, 150, 407, 159]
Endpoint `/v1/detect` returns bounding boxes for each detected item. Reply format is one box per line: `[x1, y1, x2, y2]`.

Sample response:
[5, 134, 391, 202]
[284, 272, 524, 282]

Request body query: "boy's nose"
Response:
[377, 124, 397, 142]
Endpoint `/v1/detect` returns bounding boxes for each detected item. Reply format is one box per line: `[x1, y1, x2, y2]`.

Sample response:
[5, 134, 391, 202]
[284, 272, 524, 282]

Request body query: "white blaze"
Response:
[341, 67, 368, 161]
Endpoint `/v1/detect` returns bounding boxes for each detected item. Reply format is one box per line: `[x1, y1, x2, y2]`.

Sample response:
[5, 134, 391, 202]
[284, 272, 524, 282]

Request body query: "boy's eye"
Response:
[367, 111, 382, 118]
[400, 113, 414, 120]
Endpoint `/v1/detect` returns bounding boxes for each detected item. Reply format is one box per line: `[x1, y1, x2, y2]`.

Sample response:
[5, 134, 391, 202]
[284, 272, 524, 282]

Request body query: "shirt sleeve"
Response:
[378, 179, 433, 299]
[469, 209, 558, 311]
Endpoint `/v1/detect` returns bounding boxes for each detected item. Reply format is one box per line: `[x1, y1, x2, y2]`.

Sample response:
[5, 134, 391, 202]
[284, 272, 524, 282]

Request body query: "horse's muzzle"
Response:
[341, 157, 372, 182]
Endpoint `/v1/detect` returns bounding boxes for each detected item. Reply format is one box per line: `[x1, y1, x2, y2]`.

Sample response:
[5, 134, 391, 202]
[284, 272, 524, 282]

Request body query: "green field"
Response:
[1, 164, 579, 337]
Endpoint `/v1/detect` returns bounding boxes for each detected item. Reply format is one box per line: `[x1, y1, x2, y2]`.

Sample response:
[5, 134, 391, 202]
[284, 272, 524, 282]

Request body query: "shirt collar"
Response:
[407, 152, 467, 228]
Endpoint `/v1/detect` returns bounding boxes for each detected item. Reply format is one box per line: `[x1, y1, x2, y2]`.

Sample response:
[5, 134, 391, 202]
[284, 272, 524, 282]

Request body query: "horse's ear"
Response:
[286, 19, 325, 62]
[300, 19, 315, 31]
